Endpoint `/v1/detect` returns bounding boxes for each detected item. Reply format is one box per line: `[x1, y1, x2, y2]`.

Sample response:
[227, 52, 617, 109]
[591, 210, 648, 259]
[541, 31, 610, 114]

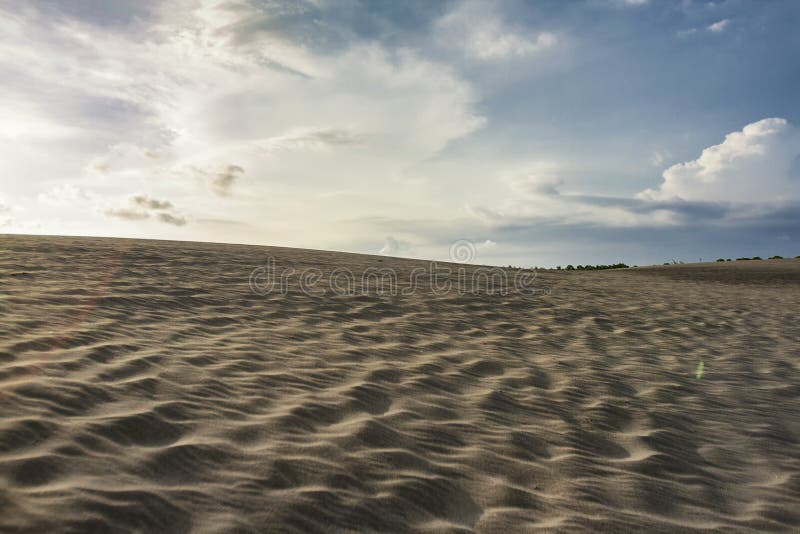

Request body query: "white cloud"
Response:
[88, 143, 163, 174]
[464, 120, 800, 234]
[437, 1, 558, 60]
[255, 127, 363, 154]
[511, 173, 563, 196]
[7, 2, 787, 266]
[639, 118, 800, 203]
[38, 184, 95, 206]
[0, 1, 485, 246]
[484, 163, 676, 228]
[651, 150, 671, 167]
[0, 100, 84, 142]
[472, 30, 557, 60]
[707, 19, 730, 32]
[378, 236, 413, 256]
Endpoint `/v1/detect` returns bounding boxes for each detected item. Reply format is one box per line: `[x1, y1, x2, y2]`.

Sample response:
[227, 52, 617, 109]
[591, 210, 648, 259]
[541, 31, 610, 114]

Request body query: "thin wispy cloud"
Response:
[104, 208, 150, 221]
[210, 165, 245, 198]
[707, 19, 731, 33]
[156, 213, 187, 226]
[132, 195, 173, 210]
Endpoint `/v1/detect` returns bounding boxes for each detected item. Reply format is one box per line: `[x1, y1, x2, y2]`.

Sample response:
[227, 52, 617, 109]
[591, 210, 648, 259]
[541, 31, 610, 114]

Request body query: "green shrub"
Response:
[716, 258, 725, 262]
[769, 255, 783, 260]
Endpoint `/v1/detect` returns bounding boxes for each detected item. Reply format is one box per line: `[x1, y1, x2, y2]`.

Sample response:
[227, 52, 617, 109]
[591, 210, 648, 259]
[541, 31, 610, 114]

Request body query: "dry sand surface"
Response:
[1, 235, 799, 533]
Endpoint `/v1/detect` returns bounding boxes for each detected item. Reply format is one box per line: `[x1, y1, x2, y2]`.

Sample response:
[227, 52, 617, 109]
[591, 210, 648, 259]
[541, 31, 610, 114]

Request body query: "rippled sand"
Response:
[2, 235, 799, 532]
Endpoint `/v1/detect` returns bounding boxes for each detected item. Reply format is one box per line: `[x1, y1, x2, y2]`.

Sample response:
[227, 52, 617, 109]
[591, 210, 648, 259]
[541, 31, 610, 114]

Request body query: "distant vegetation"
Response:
[556, 263, 629, 271]
[546, 254, 796, 271]
[714, 256, 793, 262]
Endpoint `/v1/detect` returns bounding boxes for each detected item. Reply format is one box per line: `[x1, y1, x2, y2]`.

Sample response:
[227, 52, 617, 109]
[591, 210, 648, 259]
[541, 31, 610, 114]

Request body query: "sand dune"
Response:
[1, 235, 799, 532]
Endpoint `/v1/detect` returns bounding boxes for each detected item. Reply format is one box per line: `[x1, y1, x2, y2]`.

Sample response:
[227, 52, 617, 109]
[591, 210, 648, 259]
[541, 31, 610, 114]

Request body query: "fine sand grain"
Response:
[1, 235, 799, 532]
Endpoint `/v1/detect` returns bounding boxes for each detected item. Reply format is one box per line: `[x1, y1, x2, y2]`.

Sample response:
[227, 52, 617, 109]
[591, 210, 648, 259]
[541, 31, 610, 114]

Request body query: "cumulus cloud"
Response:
[0, 0, 484, 246]
[7, 0, 787, 266]
[437, 1, 558, 60]
[639, 118, 800, 203]
[447, 118, 800, 251]
[457, 119, 800, 236]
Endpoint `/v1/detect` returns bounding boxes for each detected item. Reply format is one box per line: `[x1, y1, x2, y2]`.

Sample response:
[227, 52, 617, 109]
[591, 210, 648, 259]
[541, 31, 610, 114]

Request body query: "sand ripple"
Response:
[1, 236, 800, 532]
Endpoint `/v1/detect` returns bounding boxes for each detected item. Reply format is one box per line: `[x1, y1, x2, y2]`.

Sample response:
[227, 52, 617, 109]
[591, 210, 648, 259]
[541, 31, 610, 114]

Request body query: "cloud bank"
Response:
[639, 118, 800, 204]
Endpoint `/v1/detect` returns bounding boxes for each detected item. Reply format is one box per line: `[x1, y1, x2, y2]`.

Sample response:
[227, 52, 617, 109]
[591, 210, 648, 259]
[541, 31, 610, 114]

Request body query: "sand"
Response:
[1, 235, 799, 533]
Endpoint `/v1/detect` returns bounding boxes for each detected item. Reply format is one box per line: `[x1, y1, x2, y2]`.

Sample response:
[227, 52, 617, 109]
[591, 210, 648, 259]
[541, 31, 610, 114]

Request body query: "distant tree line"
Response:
[518, 254, 799, 271]
[554, 263, 629, 271]
[714, 255, 799, 262]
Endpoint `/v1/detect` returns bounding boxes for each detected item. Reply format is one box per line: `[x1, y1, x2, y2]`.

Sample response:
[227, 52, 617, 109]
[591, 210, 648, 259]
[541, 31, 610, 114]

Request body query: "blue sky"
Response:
[1, 0, 799, 266]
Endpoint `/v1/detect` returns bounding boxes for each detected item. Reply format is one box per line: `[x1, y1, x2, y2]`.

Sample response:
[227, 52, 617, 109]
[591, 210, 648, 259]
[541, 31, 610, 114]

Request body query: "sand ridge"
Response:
[1, 235, 799, 532]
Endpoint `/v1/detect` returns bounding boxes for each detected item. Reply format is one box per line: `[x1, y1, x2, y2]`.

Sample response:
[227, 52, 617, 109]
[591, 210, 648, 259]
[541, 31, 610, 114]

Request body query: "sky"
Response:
[1, 0, 799, 267]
